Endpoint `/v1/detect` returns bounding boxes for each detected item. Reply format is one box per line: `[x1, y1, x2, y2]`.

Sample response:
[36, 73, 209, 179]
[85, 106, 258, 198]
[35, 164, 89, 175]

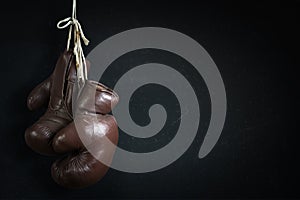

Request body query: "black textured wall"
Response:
[0, 0, 299, 199]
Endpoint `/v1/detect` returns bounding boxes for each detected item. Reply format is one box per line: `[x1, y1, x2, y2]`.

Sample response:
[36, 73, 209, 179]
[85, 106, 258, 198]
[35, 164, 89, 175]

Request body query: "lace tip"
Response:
[84, 39, 90, 46]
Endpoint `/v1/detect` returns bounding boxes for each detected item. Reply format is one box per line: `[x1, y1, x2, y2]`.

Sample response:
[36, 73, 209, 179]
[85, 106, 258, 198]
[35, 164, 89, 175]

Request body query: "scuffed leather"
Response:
[51, 80, 119, 189]
[25, 50, 119, 189]
[27, 76, 51, 111]
[25, 50, 75, 156]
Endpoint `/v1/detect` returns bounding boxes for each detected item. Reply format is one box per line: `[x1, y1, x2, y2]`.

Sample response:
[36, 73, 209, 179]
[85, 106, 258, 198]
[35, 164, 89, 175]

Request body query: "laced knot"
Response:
[57, 0, 89, 83]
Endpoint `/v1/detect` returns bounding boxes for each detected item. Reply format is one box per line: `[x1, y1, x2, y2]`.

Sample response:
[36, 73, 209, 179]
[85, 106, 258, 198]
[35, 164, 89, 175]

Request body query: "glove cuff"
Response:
[76, 80, 119, 114]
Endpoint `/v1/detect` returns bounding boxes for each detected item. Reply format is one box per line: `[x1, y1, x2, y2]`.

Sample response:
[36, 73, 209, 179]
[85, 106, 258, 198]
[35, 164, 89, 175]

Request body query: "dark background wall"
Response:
[0, 0, 299, 199]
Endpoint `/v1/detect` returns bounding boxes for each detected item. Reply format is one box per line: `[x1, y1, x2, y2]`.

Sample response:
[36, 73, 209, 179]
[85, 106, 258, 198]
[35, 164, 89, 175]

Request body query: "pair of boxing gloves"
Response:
[25, 50, 119, 189]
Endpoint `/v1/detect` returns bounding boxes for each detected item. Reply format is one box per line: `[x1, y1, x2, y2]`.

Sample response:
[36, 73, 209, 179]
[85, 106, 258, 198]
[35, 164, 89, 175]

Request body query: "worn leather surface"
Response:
[25, 50, 75, 156]
[51, 80, 119, 189]
[25, 50, 119, 189]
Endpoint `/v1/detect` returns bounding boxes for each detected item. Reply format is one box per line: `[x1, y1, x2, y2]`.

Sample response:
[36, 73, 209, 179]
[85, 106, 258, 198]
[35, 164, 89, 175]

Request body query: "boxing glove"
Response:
[25, 50, 78, 155]
[51, 80, 119, 189]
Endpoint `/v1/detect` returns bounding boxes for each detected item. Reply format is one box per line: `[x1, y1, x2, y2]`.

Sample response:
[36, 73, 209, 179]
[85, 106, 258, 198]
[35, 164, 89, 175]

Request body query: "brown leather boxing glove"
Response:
[51, 80, 119, 189]
[25, 50, 78, 155]
[25, 50, 119, 189]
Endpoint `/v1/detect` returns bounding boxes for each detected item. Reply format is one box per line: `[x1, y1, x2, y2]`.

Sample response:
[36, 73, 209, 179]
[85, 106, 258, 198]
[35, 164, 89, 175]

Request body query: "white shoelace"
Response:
[57, 0, 89, 83]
